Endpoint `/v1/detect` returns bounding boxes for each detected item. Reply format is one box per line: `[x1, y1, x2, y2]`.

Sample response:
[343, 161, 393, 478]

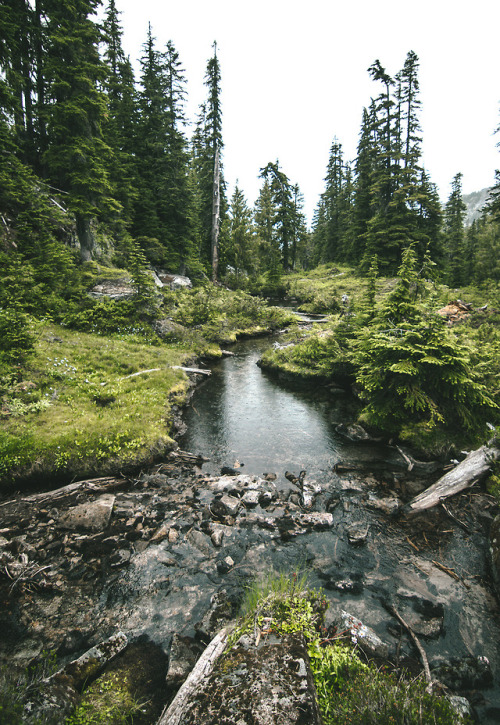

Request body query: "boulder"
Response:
[58, 494, 115, 532]
[156, 273, 192, 290]
[159, 632, 322, 725]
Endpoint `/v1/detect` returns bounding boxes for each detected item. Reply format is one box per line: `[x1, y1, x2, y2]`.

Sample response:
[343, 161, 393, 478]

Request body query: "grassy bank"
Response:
[0, 323, 190, 489]
[0, 280, 296, 492]
[258, 263, 500, 457]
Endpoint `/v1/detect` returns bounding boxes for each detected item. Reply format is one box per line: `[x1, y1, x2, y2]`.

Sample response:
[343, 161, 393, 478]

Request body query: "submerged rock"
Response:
[490, 513, 500, 600]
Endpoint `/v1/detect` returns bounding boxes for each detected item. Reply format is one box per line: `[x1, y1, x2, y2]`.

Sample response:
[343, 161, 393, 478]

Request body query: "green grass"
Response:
[0, 323, 190, 489]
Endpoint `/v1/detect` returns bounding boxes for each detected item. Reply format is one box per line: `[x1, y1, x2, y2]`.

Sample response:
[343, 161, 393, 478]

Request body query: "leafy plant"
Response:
[65, 672, 145, 725]
[309, 643, 466, 724]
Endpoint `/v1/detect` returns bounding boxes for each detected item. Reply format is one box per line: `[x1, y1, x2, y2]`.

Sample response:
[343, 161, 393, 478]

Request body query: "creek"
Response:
[180, 333, 359, 481]
[2, 324, 500, 723]
[179, 328, 500, 723]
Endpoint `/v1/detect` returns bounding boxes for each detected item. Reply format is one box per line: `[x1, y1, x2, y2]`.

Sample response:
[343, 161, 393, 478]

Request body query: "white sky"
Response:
[114, 0, 500, 224]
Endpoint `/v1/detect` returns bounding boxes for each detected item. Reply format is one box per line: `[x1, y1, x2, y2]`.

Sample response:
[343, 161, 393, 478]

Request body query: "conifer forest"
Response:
[3, 4, 500, 725]
[0, 0, 499, 475]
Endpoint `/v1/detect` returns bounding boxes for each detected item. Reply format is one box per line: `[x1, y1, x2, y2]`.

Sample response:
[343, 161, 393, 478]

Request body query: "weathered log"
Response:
[27, 632, 128, 720]
[169, 449, 210, 463]
[406, 444, 500, 514]
[171, 366, 211, 377]
[157, 626, 231, 725]
[120, 368, 161, 380]
[0, 476, 127, 509]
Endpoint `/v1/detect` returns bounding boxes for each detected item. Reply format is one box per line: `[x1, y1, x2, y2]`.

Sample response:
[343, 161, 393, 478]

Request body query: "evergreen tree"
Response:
[290, 183, 308, 270]
[260, 160, 295, 271]
[355, 244, 496, 438]
[43, 0, 118, 261]
[192, 42, 227, 276]
[352, 106, 376, 265]
[101, 0, 138, 232]
[443, 172, 467, 287]
[227, 184, 256, 278]
[254, 177, 279, 277]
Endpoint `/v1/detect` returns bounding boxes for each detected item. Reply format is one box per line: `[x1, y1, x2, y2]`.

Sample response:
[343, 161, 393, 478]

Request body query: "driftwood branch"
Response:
[406, 444, 499, 514]
[385, 604, 432, 686]
[120, 368, 161, 380]
[172, 366, 211, 377]
[0, 476, 127, 509]
[157, 626, 231, 725]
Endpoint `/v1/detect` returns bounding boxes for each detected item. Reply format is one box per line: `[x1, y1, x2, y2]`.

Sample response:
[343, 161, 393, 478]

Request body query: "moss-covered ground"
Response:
[0, 275, 295, 493]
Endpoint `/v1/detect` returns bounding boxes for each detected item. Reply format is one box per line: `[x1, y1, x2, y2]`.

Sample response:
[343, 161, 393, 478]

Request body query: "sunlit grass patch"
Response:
[0, 323, 190, 489]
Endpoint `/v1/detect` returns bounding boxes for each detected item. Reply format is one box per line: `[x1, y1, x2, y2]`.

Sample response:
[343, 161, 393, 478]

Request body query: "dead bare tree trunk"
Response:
[211, 144, 220, 283]
[406, 443, 500, 514]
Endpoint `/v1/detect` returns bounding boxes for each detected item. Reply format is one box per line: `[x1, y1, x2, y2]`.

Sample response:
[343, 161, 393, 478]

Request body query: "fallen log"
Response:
[0, 476, 127, 509]
[172, 365, 211, 377]
[406, 444, 500, 515]
[157, 626, 231, 725]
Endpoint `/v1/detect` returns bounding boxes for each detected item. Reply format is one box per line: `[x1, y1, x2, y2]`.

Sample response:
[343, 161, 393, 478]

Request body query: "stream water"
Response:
[180, 331, 500, 723]
[180, 334, 359, 482]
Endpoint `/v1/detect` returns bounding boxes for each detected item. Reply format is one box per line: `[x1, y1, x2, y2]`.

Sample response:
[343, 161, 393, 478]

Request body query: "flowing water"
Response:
[180, 330, 500, 723]
[181, 334, 358, 481]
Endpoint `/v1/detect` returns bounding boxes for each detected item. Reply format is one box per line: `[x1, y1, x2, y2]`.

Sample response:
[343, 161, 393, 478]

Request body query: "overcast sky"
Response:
[114, 0, 500, 223]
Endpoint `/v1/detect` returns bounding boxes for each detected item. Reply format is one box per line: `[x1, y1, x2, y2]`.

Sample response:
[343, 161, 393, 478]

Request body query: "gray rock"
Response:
[241, 489, 261, 507]
[347, 522, 369, 545]
[447, 695, 473, 720]
[171, 633, 322, 725]
[211, 494, 240, 518]
[58, 494, 115, 532]
[187, 529, 213, 556]
[210, 529, 224, 547]
[490, 513, 500, 600]
[339, 611, 389, 659]
[166, 634, 204, 690]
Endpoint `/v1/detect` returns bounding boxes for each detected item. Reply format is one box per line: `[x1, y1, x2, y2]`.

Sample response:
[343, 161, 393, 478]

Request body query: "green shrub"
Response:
[0, 307, 37, 365]
[309, 643, 466, 724]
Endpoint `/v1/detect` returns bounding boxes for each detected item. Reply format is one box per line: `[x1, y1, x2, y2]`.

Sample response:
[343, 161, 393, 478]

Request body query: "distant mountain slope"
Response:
[462, 187, 491, 226]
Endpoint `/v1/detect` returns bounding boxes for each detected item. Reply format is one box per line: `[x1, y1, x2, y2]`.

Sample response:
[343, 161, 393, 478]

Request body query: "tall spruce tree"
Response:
[254, 177, 279, 278]
[227, 184, 256, 278]
[259, 160, 295, 272]
[101, 0, 138, 233]
[443, 172, 467, 286]
[43, 0, 118, 261]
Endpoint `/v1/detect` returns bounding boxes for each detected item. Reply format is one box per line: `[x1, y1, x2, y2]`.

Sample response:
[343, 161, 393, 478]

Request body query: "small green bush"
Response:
[0, 308, 37, 365]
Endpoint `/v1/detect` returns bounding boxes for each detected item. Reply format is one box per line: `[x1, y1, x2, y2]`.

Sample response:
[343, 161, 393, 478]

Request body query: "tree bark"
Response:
[76, 212, 95, 261]
[211, 145, 220, 283]
[406, 443, 500, 514]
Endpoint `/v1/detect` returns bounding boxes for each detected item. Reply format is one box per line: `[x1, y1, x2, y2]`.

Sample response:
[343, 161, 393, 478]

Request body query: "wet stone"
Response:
[58, 494, 115, 533]
[347, 522, 369, 545]
[166, 634, 204, 690]
[490, 513, 500, 600]
[431, 655, 493, 691]
[187, 529, 213, 556]
[211, 495, 240, 518]
[211, 529, 224, 547]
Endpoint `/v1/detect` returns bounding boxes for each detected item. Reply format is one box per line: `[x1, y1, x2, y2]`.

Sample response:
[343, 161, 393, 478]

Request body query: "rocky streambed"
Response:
[1, 442, 500, 722]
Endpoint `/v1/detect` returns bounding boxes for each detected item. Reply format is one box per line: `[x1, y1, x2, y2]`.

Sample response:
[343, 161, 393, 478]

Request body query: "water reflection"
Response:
[180, 336, 357, 480]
